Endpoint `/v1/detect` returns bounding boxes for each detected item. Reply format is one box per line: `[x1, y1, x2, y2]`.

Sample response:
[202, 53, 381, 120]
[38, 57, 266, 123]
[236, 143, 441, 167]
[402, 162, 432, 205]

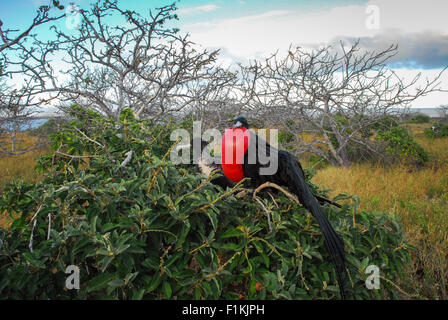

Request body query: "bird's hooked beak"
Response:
[233, 121, 243, 129]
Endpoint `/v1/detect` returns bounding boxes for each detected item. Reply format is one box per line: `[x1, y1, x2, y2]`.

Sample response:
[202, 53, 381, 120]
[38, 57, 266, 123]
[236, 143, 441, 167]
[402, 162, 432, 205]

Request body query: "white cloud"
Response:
[182, 0, 448, 60]
[390, 68, 448, 108]
[183, 5, 374, 59]
[184, 10, 295, 59]
[177, 4, 219, 16]
[179, 0, 448, 107]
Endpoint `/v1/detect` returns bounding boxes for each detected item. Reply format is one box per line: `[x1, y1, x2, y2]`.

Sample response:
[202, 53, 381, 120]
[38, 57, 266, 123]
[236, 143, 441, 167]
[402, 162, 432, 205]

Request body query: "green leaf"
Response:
[142, 257, 159, 270]
[219, 228, 245, 238]
[102, 256, 114, 272]
[108, 279, 125, 288]
[87, 273, 115, 292]
[146, 275, 162, 292]
[163, 281, 172, 299]
[132, 288, 145, 300]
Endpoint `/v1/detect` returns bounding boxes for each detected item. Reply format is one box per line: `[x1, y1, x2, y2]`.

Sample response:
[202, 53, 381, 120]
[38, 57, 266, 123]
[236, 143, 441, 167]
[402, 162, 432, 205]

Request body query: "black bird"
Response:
[221, 116, 348, 299]
[192, 138, 342, 208]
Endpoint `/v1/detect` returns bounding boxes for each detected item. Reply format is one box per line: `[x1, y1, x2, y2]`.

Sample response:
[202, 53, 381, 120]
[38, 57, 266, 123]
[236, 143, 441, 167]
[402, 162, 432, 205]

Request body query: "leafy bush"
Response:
[409, 114, 430, 124]
[29, 117, 70, 138]
[372, 117, 400, 133]
[326, 115, 403, 165]
[425, 122, 448, 138]
[0, 106, 413, 299]
[377, 126, 429, 165]
[278, 130, 295, 146]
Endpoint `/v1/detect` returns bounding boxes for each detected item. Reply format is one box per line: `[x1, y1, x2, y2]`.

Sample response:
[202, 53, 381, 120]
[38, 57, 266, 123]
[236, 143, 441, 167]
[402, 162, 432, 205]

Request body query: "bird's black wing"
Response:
[244, 132, 342, 207]
[242, 132, 348, 298]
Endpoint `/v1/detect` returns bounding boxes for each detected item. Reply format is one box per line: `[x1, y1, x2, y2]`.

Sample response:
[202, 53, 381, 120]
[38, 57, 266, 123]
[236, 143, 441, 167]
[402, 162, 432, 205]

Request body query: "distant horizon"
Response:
[28, 106, 447, 122]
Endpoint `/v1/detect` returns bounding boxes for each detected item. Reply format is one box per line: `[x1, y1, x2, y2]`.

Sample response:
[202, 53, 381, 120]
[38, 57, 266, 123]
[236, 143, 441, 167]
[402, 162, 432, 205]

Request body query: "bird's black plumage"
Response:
[232, 117, 348, 299]
[193, 136, 341, 208]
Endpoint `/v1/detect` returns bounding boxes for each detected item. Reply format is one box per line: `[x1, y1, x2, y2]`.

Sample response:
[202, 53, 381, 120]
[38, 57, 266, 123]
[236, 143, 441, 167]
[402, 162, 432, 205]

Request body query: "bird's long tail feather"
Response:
[287, 158, 348, 299]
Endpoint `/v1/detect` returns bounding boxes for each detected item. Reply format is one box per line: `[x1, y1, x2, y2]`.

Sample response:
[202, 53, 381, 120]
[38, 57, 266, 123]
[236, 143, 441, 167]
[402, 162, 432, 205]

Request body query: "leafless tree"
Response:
[2, 0, 242, 153]
[437, 105, 448, 122]
[0, 2, 64, 55]
[238, 41, 447, 166]
[3, 0, 446, 166]
[0, 1, 64, 155]
[0, 80, 50, 155]
[14, 0, 236, 121]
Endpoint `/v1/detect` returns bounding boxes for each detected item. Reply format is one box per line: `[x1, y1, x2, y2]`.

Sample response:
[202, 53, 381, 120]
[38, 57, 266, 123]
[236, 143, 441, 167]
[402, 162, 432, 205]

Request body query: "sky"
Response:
[1, 0, 447, 108]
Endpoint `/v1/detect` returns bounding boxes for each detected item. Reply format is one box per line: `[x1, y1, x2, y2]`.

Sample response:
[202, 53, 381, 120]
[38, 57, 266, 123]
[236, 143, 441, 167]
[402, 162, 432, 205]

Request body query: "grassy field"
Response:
[0, 133, 48, 186]
[1, 124, 448, 299]
[0, 133, 48, 228]
[311, 123, 448, 299]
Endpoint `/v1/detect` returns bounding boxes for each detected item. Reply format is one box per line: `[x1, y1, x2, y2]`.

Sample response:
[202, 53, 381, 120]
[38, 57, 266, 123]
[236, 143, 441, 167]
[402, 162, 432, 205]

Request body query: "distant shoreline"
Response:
[9, 107, 447, 132]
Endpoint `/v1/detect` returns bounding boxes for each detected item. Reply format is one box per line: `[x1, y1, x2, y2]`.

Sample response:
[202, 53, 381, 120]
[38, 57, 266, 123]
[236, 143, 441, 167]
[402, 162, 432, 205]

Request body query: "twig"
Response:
[55, 186, 69, 192]
[147, 139, 179, 194]
[253, 182, 300, 204]
[29, 205, 43, 253]
[74, 127, 105, 149]
[29, 219, 37, 253]
[55, 151, 99, 159]
[55, 185, 89, 193]
[47, 213, 51, 240]
[235, 188, 252, 199]
[379, 275, 426, 300]
[267, 191, 279, 208]
[253, 182, 342, 209]
[254, 197, 273, 232]
[29, 204, 43, 224]
[193, 178, 249, 213]
[120, 150, 133, 168]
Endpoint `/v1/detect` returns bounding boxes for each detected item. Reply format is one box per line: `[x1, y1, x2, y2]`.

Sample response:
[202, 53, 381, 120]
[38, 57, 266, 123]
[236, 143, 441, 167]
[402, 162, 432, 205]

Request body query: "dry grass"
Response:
[311, 130, 448, 299]
[0, 133, 48, 186]
[0, 133, 49, 228]
[402, 122, 433, 135]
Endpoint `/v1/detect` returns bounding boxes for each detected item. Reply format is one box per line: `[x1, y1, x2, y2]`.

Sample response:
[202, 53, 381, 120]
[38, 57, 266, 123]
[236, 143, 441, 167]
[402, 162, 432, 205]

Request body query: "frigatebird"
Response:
[218, 116, 348, 299]
[192, 139, 342, 209]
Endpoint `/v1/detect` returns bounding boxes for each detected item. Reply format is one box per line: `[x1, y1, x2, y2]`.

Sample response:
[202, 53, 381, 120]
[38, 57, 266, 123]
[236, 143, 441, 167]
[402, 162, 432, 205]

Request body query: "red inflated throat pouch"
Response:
[221, 127, 251, 182]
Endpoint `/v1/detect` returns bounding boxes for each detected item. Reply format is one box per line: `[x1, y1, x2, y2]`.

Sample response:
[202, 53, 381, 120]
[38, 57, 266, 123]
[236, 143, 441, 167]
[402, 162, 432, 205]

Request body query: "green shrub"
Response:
[0, 106, 413, 299]
[425, 122, 448, 138]
[278, 131, 295, 146]
[377, 126, 429, 165]
[325, 115, 402, 165]
[409, 114, 430, 124]
[29, 117, 69, 138]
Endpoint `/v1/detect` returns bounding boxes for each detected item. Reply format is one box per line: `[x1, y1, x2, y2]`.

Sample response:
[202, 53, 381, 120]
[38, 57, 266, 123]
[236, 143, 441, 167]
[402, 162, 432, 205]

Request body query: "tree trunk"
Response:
[338, 148, 350, 167]
[10, 132, 16, 153]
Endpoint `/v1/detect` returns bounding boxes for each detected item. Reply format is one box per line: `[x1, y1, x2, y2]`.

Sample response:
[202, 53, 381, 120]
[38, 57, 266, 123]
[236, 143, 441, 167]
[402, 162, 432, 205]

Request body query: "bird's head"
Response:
[232, 116, 249, 129]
